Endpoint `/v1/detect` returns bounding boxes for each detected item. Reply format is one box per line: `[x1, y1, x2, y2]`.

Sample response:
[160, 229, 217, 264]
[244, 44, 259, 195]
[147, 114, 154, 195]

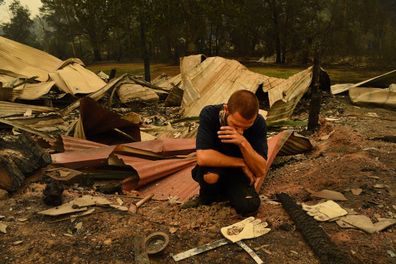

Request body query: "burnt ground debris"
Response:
[0, 94, 395, 263]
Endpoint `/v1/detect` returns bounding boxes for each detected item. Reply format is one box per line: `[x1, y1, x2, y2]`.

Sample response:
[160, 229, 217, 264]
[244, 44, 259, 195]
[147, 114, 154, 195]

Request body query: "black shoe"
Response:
[181, 195, 202, 209]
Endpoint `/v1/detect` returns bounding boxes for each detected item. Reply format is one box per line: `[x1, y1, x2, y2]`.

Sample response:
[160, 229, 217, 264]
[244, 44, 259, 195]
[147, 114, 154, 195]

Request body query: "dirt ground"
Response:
[0, 94, 395, 264]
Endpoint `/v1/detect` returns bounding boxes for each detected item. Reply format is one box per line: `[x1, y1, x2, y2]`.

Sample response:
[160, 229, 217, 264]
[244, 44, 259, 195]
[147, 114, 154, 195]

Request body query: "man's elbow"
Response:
[197, 156, 205, 166]
[257, 160, 267, 177]
[196, 151, 207, 166]
[258, 167, 266, 178]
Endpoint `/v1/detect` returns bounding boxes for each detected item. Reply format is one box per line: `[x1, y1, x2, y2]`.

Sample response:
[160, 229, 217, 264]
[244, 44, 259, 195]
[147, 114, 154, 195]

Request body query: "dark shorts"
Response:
[192, 165, 261, 216]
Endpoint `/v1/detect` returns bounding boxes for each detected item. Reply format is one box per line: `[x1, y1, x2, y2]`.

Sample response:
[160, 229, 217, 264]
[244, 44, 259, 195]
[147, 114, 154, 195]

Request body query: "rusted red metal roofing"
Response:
[52, 138, 196, 185]
[115, 154, 196, 186]
[253, 130, 312, 191]
[138, 130, 312, 202]
[51, 145, 116, 168]
[79, 97, 141, 144]
[60, 136, 195, 155]
[122, 138, 195, 155]
[138, 165, 198, 201]
[53, 131, 311, 202]
[61, 136, 107, 152]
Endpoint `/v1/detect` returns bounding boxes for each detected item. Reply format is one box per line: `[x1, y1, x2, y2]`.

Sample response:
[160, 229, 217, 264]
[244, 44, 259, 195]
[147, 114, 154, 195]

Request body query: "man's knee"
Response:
[233, 195, 261, 216]
[203, 172, 220, 184]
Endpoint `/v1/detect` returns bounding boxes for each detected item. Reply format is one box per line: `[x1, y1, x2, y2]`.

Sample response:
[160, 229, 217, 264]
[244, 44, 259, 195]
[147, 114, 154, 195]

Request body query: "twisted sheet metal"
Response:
[51, 145, 116, 169]
[54, 132, 312, 202]
[179, 56, 313, 124]
[138, 130, 312, 202]
[61, 136, 107, 152]
[115, 154, 196, 186]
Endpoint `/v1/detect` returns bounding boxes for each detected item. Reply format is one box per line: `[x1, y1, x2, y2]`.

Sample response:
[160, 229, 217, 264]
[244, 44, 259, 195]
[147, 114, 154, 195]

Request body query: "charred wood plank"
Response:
[164, 83, 184, 107]
[0, 134, 51, 191]
[308, 52, 322, 131]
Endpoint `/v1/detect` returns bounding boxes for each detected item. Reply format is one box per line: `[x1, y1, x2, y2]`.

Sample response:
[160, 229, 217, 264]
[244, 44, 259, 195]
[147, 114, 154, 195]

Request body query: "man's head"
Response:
[224, 90, 259, 134]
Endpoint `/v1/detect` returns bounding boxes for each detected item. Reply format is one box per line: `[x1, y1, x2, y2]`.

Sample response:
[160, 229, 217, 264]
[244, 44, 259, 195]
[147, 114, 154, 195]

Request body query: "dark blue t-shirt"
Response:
[196, 104, 268, 159]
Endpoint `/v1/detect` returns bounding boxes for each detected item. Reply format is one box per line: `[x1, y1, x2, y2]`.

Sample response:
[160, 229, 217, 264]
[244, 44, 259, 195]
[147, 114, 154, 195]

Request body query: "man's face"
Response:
[226, 111, 256, 135]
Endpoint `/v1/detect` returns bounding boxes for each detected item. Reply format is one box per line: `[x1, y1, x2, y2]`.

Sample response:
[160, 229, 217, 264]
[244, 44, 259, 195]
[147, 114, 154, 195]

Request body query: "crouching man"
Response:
[187, 89, 268, 216]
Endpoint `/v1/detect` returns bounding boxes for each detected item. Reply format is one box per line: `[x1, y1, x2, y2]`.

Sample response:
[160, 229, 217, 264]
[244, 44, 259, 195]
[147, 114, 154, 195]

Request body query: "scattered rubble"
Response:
[0, 189, 8, 200]
[336, 215, 396, 234]
[308, 189, 348, 201]
[0, 222, 7, 234]
[331, 69, 396, 108]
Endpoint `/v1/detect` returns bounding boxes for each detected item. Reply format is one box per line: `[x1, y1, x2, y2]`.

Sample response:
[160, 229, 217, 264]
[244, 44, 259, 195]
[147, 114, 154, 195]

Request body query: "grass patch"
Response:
[87, 62, 387, 84]
[249, 66, 305, 79]
[87, 63, 180, 79]
[324, 67, 385, 84]
[267, 119, 308, 128]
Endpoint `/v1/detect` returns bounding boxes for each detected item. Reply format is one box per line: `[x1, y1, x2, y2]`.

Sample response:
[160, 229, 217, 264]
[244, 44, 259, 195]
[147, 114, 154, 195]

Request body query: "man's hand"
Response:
[217, 126, 246, 146]
[242, 165, 256, 185]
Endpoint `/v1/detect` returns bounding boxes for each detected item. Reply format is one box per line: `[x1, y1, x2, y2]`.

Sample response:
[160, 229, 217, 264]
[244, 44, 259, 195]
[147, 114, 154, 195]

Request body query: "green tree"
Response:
[31, 0, 396, 67]
[41, 0, 113, 61]
[2, 0, 36, 46]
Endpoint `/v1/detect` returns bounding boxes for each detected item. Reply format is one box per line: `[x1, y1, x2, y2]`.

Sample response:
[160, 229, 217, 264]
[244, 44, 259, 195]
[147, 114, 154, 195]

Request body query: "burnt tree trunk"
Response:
[308, 51, 322, 131]
[0, 134, 51, 191]
[140, 11, 151, 82]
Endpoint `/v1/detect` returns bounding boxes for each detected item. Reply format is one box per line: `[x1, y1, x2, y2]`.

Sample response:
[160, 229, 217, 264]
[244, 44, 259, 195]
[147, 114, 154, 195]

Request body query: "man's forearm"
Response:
[196, 149, 245, 168]
[239, 140, 267, 178]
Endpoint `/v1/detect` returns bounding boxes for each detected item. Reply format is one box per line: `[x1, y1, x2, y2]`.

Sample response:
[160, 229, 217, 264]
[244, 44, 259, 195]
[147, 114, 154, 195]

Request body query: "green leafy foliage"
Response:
[2, 0, 36, 46]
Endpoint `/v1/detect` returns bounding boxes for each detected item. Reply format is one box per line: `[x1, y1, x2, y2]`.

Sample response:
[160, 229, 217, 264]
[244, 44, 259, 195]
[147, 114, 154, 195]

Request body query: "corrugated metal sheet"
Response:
[181, 57, 270, 117]
[277, 131, 313, 156]
[0, 36, 106, 100]
[75, 97, 141, 144]
[122, 138, 195, 155]
[138, 165, 198, 201]
[116, 154, 196, 186]
[0, 118, 54, 140]
[60, 136, 195, 155]
[349, 86, 396, 108]
[331, 83, 355, 95]
[53, 138, 196, 181]
[180, 54, 206, 74]
[331, 70, 396, 108]
[0, 101, 56, 117]
[117, 83, 159, 103]
[61, 136, 107, 152]
[51, 146, 117, 168]
[138, 130, 312, 202]
[331, 69, 396, 95]
[60, 74, 129, 116]
[0, 86, 21, 101]
[152, 74, 182, 91]
[17, 81, 56, 100]
[6, 115, 65, 132]
[53, 132, 311, 202]
[152, 54, 204, 91]
[266, 68, 312, 123]
[254, 130, 312, 192]
[179, 56, 313, 124]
